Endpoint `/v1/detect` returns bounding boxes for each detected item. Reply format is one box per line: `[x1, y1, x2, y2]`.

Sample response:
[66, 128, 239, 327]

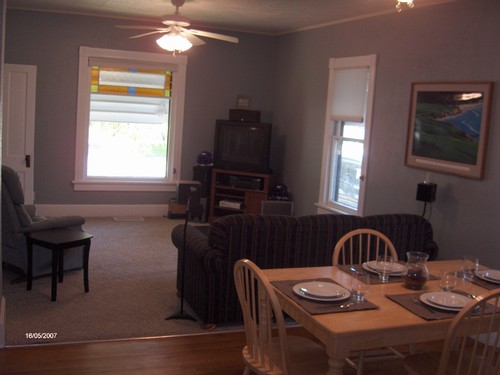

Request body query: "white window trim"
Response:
[73, 46, 187, 192]
[317, 54, 377, 216]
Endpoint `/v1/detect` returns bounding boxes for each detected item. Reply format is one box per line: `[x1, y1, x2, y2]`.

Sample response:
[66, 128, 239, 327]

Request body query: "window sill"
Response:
[73, 180, 177, 192]
[315, 202, 358, 216]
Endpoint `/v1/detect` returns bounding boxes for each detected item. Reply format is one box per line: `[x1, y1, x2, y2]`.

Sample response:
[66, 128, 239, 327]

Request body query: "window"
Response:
[73, 47, 187, 191]
[318, 55, 377, 215]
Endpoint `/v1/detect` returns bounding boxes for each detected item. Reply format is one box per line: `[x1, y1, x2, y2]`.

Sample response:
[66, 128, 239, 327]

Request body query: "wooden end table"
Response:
[26, 229, 93, 301]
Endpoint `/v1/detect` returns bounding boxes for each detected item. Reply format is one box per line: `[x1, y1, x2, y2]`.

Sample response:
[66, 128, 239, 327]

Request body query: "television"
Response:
[213, 120, 272, 173]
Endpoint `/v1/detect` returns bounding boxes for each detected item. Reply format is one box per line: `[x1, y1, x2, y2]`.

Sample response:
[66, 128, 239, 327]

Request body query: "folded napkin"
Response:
[271, 278, 378, 315]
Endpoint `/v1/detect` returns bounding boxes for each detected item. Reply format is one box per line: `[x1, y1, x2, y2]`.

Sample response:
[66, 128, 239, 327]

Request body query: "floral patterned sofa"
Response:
[171, 213, 438, 326]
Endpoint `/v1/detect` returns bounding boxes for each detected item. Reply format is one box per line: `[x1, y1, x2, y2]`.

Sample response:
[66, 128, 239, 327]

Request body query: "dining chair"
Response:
[332, 228, 405, 374]
[404, 289, 500, 375]
[332, 228, 398, 266]
[233, 258, 329, 375]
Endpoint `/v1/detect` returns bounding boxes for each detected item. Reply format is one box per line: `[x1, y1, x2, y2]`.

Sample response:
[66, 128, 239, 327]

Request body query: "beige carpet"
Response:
[2, 217, 239, 346]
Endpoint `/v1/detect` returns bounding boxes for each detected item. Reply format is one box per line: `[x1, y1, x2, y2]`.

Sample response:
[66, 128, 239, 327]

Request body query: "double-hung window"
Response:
[73, 47, 187, 191]
[318, 55, 377, 215]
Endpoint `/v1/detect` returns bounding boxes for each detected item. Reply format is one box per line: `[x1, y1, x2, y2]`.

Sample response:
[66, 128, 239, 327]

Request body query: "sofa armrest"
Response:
[17, 216, 86, 234]
[172, 225, 223, 272]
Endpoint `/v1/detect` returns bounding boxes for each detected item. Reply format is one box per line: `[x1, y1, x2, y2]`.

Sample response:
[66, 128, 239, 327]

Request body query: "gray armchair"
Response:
[2, 165, 86, 277]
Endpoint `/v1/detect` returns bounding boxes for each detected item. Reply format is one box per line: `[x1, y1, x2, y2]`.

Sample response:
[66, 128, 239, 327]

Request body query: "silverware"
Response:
[451, 290, 477, 299]
[339, 302, 355, 309]
[350, 266, 360, 274]
[351, 266, 378, 279]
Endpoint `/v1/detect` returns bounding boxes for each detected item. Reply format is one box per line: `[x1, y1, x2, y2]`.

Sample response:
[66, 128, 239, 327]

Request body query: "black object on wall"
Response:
[416, 183, 437, 203]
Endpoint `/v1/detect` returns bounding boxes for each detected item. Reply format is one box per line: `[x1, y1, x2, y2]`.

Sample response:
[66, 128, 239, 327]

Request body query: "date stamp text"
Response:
[25, 332, 58, 339]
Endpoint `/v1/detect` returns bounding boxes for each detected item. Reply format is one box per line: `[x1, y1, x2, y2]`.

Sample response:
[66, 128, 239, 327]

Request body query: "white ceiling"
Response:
[7, 0, 455, 35]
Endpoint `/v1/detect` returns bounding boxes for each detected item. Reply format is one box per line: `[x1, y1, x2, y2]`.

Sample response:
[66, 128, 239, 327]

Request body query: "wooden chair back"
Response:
[437, 289, 500, 375]
[234, 259, 290, 374]
[332, 228, 398, 266]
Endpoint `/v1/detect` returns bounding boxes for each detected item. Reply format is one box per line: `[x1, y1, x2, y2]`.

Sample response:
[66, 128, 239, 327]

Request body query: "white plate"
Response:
[475, 269, 500, 284]
[293, 282, 350, 301]
[363, 261, 405, 275]
[420, 292, 470, 311]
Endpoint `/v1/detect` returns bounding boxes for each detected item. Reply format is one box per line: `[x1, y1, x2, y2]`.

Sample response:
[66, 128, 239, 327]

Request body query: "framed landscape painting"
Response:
[405, 82, 493, 179]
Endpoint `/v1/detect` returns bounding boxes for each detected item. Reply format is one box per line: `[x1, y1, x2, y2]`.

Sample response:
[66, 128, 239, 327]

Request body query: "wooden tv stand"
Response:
[208, 168, 275, 222]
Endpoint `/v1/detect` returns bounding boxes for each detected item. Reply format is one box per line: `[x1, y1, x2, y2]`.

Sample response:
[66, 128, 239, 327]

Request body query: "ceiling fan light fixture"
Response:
[396, 0, 414, 12]
[156, 33, 192, 52]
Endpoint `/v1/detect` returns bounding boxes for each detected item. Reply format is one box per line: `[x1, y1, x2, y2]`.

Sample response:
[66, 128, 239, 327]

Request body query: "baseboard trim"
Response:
[0, 296, 5, 348]
[36, 204, 170, 218]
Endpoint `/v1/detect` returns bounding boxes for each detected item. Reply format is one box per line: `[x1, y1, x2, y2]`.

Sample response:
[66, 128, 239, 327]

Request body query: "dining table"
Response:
[264, 259, 497, 375]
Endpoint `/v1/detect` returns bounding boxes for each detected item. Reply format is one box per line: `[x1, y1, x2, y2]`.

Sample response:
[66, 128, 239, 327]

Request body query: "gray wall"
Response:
[272, 0, 500, 267]
[4, 0, 500, 267]
[4, 9, 276, 204]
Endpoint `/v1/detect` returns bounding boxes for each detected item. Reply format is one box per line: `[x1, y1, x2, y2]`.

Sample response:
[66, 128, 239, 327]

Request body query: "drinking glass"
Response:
[461, 256, 479, 281]
[376, 255, 394, 283]
[439, 271, 457, 292]
[350, 273, 370, 302]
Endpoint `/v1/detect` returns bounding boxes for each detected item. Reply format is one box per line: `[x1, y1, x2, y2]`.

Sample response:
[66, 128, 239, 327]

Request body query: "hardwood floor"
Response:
[0, 329, 441, 374]
[0, 331, 246, 375]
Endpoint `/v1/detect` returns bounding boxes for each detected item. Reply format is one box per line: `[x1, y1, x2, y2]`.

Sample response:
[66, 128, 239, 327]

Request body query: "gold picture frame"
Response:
[236, 95, 252, 109]
[405, 82, 494, 179]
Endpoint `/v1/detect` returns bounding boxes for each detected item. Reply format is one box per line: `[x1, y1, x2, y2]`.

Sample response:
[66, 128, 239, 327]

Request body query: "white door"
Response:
[2, 64, 36, 203]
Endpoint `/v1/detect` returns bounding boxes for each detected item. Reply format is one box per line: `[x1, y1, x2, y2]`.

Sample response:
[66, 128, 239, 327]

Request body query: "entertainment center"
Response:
[207, 116, 276, 222]
[208, 168, 275, 222]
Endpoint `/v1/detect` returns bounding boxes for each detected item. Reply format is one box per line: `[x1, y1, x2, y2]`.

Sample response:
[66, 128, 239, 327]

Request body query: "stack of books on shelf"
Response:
[219, 200, 242, 209]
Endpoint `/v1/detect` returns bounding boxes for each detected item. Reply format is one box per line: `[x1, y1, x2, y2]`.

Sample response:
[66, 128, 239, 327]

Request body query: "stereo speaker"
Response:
[229, 109, 261, 123]
[192, 166, 212, 198]
[189, 197, 208, 223]
[416, 183, 437, 203]
[261, 200, 294, 216]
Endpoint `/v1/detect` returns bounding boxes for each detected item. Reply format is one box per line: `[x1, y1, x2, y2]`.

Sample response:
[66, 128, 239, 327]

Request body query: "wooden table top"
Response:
[27, 229, 93, 245]
[263, 260, 492, 374]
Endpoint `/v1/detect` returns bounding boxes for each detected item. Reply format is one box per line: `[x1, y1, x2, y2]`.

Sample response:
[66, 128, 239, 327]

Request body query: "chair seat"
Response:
[243, 334, 329, 375]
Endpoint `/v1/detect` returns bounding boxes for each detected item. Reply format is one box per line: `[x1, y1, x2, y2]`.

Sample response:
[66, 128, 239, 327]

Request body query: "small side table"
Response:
[26, 229, 93, 301]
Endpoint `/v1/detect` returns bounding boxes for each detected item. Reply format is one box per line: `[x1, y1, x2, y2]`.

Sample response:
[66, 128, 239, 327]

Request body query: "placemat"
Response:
[271, 278, 379, 315]
[337, 264, 399, 284]
[386, 292, 459, 320]
[338, 264, 439, 285]
[457, 271, 500, 291]
[387, 291, 500, 322]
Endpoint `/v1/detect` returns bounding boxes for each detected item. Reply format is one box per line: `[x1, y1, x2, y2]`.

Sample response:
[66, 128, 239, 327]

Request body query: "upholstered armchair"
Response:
[1, 165, 86, 277]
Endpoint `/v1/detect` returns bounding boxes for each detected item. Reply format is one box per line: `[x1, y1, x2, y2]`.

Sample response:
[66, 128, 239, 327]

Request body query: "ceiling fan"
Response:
[116, 0, 239, 52]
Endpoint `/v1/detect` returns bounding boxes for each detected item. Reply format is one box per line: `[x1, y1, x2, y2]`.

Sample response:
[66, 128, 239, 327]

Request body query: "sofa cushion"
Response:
[210, 214, 300, 269]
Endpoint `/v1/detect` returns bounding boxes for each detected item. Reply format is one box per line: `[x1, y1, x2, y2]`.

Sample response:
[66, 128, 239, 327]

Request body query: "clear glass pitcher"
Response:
[403, 251, 429, 290]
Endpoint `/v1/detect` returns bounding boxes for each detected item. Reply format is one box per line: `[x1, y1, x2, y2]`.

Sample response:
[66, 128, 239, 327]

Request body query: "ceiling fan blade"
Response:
[129, 30, 168, 39]
[188, 29, 239, 44]
[180, 31, 206, 46]
[116, 25, 164, 31]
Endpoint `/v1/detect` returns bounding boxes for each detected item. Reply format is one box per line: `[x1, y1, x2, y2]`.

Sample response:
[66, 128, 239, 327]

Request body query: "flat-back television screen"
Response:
[213, 120, 272, 173]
